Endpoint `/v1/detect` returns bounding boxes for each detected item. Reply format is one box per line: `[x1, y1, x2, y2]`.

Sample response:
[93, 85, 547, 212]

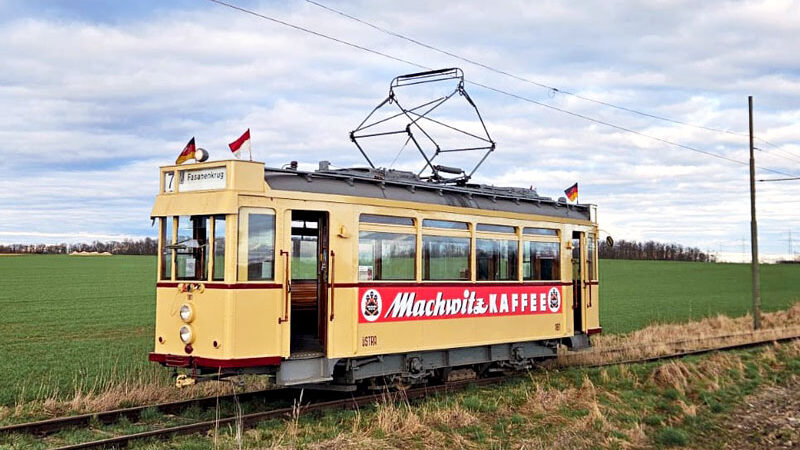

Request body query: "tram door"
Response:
[289, 210, 329, 355]
[571, 231, 585, 332]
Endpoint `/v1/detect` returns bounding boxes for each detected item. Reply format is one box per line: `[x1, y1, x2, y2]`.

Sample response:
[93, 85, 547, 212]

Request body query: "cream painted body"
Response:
[152, 160, 600, 363]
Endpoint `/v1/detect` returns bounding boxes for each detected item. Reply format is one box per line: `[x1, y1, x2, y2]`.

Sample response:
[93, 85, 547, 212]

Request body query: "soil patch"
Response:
[721, 376, 800, 449]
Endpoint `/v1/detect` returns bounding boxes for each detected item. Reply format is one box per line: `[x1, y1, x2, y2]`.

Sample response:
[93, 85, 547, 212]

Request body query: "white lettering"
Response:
[499, 294, 509, 313]
[489, 294, 498, 313]
[433, 296, 446, 316]
[412, 299, 426, 317]
[386, 292, 416, 318]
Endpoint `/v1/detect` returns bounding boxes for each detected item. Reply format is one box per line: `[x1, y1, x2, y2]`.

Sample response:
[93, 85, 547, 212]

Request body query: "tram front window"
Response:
[175, 216, 209, 280]
[160, 217, 173, 280]
[213, 216, 225, 281]
[237, 208, 276, 281]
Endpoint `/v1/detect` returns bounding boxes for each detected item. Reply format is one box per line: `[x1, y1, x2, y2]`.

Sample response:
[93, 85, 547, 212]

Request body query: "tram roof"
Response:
[264, 165, 592, 221]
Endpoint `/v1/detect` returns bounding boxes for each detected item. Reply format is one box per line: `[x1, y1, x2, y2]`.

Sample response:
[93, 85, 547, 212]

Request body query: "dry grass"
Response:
[7, 303, 799, 434]
[556, 302, 800, 367]
[288, 341, 800, 450]
[5, 375, 270, 424]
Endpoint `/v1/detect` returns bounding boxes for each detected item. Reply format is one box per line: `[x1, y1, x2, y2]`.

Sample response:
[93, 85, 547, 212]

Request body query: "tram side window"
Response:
[176, 216, 209, 280]
[160, 217, 173, 280]
[422, 236, 470, 280]
[212, 216, 225, 281]
[523, 241, 560, 280]
[238, 210, 275, 281]
[358, 232, 415, 281]
[476, 238, 518, 281]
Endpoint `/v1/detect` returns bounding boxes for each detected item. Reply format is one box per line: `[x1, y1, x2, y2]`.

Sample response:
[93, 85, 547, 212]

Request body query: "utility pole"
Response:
[749, 96, 761, 329]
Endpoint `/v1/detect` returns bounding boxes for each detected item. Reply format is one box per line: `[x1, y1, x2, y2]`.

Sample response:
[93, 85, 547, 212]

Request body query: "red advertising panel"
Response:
[359, 284, 563, 323]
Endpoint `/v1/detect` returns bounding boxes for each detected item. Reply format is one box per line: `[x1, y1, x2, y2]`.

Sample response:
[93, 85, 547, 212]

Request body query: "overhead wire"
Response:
[305, 0, 800, 161]
[205, 0, 797, 178]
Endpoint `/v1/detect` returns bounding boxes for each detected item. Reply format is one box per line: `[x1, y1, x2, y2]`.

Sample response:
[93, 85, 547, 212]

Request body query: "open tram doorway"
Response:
[572, 231, 584, 332]
[289, 211, 329, 356]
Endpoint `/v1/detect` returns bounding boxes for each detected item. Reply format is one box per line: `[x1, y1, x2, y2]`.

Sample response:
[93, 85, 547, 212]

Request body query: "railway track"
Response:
[0, 387, 299, 438]
[3, 331, 799, 449]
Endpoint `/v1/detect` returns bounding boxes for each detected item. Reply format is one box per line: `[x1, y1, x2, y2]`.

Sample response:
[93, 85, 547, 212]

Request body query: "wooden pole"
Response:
[749, 96, 761, 329]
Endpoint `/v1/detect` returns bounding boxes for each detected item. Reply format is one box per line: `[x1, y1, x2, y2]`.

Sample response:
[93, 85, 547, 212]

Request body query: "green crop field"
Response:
[599, 259, 800, 334]
[0, 255, 158, 406]
[0, 255, 799, 406]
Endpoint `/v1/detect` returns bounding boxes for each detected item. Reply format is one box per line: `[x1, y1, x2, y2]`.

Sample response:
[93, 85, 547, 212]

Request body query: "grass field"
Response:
[0, 255, 159, 406]
[0, 255, 799, 406]
[599, 259, 800, 334]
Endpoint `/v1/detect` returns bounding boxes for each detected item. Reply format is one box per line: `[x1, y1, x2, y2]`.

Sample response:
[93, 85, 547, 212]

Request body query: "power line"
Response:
[206, 0, 426, 71]
[206, 0, 797, 178]
[305, 0, 798, 157]
[758, 177, 800, 182]
[464, 80, 794, 174]
[754, 146, 800, 165]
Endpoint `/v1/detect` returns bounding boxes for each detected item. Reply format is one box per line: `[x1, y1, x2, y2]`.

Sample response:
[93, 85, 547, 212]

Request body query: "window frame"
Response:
[422, 219, 469, 230]
[421, 220, 472, 282]
[522, 228, 562, 281]
[475, 236, 519, 281]
[358, 230, 417, 281]
[237, 207, 277, 282]
[360, 213, 415, 227]
[523, 227, 559, 236]
[587, 233, 597, 281]
[211, 215, 226, 281]
[159, 216, 176, 281]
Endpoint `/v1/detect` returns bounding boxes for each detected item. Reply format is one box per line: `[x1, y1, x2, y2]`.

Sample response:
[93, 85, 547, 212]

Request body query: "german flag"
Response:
[564, 183, 578, 202]
[175, 137, 196, 165]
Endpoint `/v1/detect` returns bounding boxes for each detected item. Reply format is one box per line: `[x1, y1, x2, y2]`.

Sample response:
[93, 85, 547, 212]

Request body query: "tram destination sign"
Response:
[359, 285, 563, 323]
[176, 166, 227, 192]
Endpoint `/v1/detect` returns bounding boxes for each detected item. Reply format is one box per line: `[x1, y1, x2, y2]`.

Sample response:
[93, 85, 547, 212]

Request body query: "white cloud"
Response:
[1, 0, 799, 255]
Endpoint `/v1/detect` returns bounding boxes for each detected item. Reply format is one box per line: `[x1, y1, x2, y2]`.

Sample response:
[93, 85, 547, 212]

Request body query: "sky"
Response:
[1, 0, 799, 256]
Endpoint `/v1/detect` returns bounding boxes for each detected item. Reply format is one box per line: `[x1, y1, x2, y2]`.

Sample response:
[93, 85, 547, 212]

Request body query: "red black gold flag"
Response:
[175, 137, 196, 164]
[564, 183, 578, 202]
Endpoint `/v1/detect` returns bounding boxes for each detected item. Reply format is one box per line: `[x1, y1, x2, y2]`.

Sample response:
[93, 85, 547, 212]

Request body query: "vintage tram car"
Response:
[149, 159, 601, 387]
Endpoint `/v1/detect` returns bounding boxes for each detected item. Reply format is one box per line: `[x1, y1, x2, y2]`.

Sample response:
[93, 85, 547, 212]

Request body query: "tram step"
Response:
[566, 333, 591, 350]
[276, 357, 335, 386]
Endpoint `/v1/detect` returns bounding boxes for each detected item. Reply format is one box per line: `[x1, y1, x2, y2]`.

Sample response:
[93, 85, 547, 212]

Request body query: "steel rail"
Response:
[50, 379, 496, 450]
[572, 332, 800, 369]
[0, 387, 294, 437]
[8, 332, 800, 448]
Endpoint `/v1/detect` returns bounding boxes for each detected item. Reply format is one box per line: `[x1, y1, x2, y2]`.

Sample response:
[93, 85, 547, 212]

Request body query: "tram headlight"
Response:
[179, 304, 194, 323]
[179, 325, 194, 344]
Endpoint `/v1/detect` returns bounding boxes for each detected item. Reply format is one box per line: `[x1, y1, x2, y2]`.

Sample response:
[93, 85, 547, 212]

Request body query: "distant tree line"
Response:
[599, 239, 712, 262]
[0, 238, 157, 255]
[3, 237, 711, 262]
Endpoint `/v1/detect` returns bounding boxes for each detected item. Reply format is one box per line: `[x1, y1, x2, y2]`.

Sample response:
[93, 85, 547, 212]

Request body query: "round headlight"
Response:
[179, 304, 194, 322]
[179, 325, 194, 344]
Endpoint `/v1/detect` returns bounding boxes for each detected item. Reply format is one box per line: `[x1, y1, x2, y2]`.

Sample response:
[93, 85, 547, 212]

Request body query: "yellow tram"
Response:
[149, 159, 601, 387]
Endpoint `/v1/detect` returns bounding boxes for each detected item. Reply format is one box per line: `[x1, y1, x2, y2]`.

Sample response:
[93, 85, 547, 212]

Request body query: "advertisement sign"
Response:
[359, 284, 563, 323]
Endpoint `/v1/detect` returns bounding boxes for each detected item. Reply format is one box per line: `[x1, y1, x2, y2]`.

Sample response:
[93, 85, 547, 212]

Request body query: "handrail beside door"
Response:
[279, 249, 290, 324]
[329, 250, 335, 321]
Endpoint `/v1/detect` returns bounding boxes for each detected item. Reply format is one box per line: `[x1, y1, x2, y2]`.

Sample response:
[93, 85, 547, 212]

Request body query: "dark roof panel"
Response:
[264, 167, 591, 221]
